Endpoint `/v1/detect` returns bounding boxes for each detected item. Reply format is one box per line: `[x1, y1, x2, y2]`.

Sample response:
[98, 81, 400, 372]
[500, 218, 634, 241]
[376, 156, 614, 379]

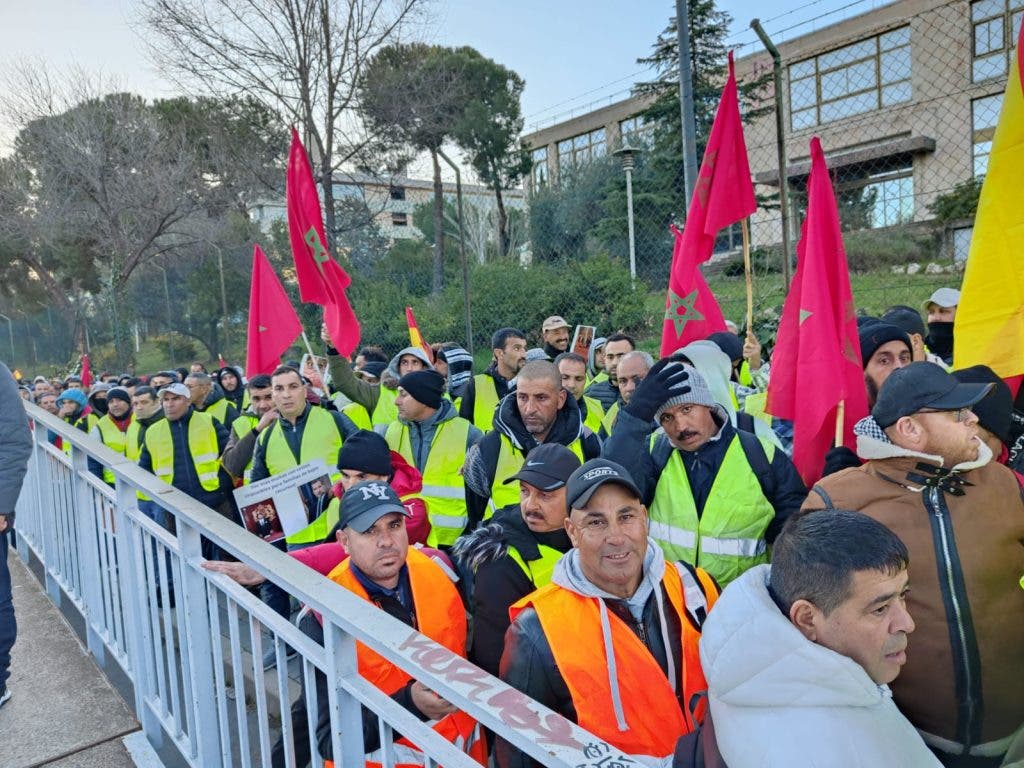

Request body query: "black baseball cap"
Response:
[503, 443, 581, 491]
[566, 459, 642, 510]
[872, 362, 993, 428]
[337, 480, 409, 533]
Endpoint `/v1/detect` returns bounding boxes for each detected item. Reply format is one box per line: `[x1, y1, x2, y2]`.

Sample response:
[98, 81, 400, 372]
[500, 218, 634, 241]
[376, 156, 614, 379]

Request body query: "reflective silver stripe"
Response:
[198, 472, 220, 483]
[648, 521, 697, 550]
[193, 452, 219, 463]
[431, 515, 469, 529]
[155, 469, 173, 479]
[700, 536, 766, 557]
[420, 484, 465, 500]
[487, 498, 498, 514]
[674, 563, 708, 618]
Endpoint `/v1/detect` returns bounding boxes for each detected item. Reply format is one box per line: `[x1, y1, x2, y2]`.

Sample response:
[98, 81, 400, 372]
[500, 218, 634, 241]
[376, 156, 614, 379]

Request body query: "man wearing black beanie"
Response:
[381, 370, 483, 548]
[859, 320, 913, 408]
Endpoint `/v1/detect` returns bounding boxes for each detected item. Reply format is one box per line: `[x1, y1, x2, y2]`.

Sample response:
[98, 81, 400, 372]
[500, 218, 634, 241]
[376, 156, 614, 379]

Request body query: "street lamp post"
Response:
[613, 143, 640, 282]
[0, 313, 13, 362]
[154, 264, 175, 366]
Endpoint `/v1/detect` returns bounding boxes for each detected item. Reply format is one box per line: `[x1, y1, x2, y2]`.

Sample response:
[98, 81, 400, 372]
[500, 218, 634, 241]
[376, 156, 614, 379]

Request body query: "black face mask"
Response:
[926, 322, 954, 359]
[91, 397, 109, 416]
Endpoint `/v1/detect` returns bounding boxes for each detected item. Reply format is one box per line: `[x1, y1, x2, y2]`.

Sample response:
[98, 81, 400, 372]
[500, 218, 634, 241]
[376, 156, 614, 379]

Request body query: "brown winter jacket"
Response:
[802, 417, 1024, 760]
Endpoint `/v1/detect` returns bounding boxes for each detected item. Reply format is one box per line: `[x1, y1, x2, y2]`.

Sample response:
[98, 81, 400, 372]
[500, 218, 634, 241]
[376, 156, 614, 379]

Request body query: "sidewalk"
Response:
[2, 549, 156, 768]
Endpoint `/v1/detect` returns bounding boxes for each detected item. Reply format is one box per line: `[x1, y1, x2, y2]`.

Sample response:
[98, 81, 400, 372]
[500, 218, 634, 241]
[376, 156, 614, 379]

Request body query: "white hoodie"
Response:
[699, 565, 941, 767]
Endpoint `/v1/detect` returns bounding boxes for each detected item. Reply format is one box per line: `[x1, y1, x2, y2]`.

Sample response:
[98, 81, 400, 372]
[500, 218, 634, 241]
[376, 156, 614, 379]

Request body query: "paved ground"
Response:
[2, 550, 157, 768]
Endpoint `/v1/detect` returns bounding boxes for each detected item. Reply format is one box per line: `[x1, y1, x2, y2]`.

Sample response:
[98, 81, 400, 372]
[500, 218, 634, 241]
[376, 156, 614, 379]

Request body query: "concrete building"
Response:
[522, 0, 1008, 264]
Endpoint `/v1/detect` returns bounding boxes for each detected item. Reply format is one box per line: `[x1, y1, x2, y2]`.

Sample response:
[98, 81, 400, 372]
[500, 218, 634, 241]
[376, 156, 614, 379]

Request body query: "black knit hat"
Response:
[337, 430, 393, 477]
[706, 331, 743, 363]
[398, 370, 446, 409]
[106, 387, 132, 405]
[881, 306, 926, 339]
[953, 365, 1014, 445]
[858, 320, 911, 367]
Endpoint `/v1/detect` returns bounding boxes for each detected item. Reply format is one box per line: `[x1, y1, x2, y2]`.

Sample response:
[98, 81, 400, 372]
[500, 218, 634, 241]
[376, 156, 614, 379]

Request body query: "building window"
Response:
[793, 158, 914, 230]
[972, 93, 1002, 177]
[391, 212, 408, 227]
[972, 0, 1024, 82]
[389, 185, 406, 201]
[531, 147, 548, 188]
[557, 127, 607, 174]
[789, 26, 911, 130]
[619, 115, 651, 146]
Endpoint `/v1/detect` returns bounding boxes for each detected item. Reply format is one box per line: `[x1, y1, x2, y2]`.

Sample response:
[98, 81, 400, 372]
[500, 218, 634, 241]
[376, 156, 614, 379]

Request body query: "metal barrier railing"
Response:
[13, 404, 630, 768]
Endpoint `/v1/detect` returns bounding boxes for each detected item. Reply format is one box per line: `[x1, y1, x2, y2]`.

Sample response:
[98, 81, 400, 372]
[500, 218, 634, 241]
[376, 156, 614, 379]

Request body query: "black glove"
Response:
[624, 357, 691, 423]
[821, 445, 860, 477]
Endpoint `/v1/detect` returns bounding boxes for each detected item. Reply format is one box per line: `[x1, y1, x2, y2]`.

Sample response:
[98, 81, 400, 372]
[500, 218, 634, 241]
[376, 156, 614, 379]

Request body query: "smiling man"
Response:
[496, 459, 719, 768]
[804, 363, 1024, 767]
[701, 509, 940, 767]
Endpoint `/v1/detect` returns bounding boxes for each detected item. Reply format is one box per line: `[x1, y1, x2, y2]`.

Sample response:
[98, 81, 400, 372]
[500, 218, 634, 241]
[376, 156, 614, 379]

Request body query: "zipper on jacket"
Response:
[926, 486, 979, 751]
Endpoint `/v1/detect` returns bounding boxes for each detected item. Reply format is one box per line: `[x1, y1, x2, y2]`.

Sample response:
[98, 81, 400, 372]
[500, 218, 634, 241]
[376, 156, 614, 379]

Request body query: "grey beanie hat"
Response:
[654, 364, 718, 422]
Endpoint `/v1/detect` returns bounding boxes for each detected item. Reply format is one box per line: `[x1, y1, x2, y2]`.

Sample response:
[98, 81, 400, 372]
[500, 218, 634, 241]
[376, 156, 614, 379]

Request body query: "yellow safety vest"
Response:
[343, 401, 373, 431]
[742, 391, 772, 425]
[231, 414, 259, 483]
[144, 412, 222, 492]
[581, 396, 605, 434]
[385, 417, 471, 547]
[489, 435, 585, 516]
[649, 434, 775, 586]
[586, 369, 609, 388]
[372, 387, 399, 426]
[92, 414, 132, 485]
[259, 407, 344, 545]
[600, 400, 620, 436]
[506, 543, 564, 588]
[125, 418, 152, 501]
[470, 373, 500, 432]
[204, 398, 232, 426]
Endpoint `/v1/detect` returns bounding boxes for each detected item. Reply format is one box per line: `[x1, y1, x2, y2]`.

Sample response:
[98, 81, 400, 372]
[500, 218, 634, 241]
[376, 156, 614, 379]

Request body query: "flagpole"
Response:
[300, 330, 325, 385]
[834, 399, 846, 447]
[741, 218, 754, 333]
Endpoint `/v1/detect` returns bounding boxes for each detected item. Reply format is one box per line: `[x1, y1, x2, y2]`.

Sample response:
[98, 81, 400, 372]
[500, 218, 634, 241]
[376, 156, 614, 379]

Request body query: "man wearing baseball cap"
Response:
[497, 458, 718, 768]
[603, 358, 806, 587]
[314, 480, 486, 768]
[804, 362, 1024, 766]
[540, 315, 571, 360]
[453, 443, 580, 676]
[924, 287, 960, 365]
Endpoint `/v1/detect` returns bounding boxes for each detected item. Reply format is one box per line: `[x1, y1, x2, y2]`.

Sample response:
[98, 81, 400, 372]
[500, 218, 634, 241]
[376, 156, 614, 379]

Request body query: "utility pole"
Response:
[436, 150, 474, 355]
[676, 0, 699, 210]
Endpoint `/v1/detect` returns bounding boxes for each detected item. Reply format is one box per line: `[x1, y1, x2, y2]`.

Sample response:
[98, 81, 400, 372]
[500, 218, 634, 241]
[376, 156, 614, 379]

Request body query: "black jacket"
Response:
[462, 394, 601, 530]
[584, 376, 619, 411]
[603, 409, 807, 542]
[452, 505, 572, 676]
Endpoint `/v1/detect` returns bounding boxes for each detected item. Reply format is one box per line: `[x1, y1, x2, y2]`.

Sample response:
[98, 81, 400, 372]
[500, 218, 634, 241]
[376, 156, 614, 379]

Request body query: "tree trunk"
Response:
[431, 149, 445, 295]
[493, 172, 510, 258]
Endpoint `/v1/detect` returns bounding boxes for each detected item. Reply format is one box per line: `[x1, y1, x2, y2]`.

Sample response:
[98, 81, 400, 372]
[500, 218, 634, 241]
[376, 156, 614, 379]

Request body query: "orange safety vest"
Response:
[510, 563, 718, 761]
[324, 547, 487, 768]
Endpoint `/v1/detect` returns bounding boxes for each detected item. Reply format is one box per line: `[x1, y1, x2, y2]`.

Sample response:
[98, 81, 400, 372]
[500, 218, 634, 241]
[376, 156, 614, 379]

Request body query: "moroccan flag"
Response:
[767, 137, 868, 487]
[81, 354, 92, 388]
[246, 244, 303, 378]
[954, 24, 1024, 379]
[286, 127, 360, 356]
[660, 52, 756, 356]
[405, 307, 434, 364]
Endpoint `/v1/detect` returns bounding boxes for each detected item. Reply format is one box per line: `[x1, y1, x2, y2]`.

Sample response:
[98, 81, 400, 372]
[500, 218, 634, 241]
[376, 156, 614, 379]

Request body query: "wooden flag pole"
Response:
[300, 330, 325, 385]
[834, 399, 846, 447]
[741, 217, 754, 333]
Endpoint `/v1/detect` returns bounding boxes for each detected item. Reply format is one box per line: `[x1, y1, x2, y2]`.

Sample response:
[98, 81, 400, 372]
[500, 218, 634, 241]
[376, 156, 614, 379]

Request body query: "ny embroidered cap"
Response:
[503, 443, 582, 491]
[338, 480, 409, 533]
[566, 459, 642, 511]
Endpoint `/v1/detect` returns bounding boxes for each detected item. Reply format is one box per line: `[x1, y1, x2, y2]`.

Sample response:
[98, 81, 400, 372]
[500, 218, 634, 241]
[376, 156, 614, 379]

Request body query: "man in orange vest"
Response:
[497, 458, 719, 768]
[314, 480, 486, 768]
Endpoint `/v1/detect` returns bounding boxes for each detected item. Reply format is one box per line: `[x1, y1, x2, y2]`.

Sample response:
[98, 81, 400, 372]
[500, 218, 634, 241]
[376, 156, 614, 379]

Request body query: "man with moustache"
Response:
[603, 359, 805, 587]
[804, 363, 1024, 767]
[540, 315, 571, 360]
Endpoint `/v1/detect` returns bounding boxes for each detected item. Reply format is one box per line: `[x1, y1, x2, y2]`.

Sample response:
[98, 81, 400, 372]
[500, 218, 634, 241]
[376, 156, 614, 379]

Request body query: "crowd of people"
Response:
[4, 284, 1024, 768]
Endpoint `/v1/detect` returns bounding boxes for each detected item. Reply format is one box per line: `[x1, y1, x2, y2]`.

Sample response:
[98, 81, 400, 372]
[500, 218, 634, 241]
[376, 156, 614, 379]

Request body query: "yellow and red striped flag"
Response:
[954, 24, 1024, 384]
[405, 307, 434, 364]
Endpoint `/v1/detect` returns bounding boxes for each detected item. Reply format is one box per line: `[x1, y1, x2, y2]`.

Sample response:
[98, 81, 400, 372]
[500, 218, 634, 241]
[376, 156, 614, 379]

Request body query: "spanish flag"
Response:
[954, 24, 1024, 380]
[405, 307, 434, 364]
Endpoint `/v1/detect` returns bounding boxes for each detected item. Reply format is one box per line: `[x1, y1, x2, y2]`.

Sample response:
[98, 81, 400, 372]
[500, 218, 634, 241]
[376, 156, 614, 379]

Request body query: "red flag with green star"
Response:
[659, 52, 755, 356]
[286, 127, 360, 356]
[767, 137, 867, 486]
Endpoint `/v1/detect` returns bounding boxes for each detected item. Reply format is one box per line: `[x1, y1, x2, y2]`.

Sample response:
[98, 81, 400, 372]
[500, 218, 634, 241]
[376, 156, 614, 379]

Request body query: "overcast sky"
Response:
[0, 0, 890, 161]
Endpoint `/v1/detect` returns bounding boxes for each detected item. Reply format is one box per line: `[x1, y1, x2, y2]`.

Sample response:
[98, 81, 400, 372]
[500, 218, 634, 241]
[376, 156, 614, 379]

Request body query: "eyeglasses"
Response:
[917, 407, 972, 423]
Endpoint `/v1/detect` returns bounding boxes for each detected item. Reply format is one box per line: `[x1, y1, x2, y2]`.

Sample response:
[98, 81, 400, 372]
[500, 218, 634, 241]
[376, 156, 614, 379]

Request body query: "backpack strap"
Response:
[810, 484, 835, 509]
[736, 410, 756, 435]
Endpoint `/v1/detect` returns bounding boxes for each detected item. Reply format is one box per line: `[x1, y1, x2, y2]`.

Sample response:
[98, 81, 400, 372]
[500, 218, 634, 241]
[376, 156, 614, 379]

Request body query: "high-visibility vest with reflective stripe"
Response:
[600, 400, 620, 436]
[581, 396, 604, 434]
[204, 397, 232, 426]
[510, 562, 718, 760]
[145, 412, 222, 491]
[92, 414, 132, 485]
[325, 547, 487, 768]
[742, 390, 772, 425]
[470, 373, 500, 432]
[506, 543, 564, 588]
[488, 434, 585, 517]
[260, 407, 343, 544]
[125, 418, 152, 501]
[343, 402, 372, 431]
[372, 387, 399, 426]
[650, 434, 775, 586]
[385, 417, 471, 547]
[232, 415, 259, 482]
[63, 415, 88, 456]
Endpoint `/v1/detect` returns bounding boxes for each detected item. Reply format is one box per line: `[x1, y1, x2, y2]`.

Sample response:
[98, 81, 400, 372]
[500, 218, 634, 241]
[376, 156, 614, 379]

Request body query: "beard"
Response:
[865, 373, 880, 409]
